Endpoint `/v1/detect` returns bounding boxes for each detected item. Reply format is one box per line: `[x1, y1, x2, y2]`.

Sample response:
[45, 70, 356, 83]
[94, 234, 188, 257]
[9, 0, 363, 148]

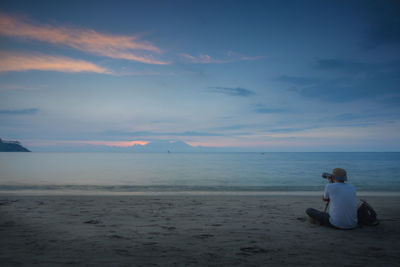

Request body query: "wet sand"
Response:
[1, 194, 399, 266]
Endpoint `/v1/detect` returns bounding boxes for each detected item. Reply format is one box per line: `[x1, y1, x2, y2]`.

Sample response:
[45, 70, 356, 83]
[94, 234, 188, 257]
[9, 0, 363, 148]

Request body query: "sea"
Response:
[1, 152, 400, 195]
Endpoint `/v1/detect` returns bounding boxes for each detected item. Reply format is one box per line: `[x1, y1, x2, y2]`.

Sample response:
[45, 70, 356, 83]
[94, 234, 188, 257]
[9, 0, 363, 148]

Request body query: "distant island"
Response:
[0, 138, 30, 152]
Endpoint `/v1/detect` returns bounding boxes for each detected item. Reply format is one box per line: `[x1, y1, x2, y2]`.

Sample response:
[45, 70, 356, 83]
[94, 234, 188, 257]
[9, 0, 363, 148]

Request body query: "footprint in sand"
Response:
[193, 234, 214, 239]
[109, 234, 123, 239]
[143, 242, 158, 246]
[296, 217, 307, 222]
[238, 246, 269, 255]
[84, 219, 101, 224]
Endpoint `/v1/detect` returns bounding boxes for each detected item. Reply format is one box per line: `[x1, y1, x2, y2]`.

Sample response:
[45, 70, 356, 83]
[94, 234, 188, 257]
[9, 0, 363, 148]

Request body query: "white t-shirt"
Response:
[324, 183, 358, 229]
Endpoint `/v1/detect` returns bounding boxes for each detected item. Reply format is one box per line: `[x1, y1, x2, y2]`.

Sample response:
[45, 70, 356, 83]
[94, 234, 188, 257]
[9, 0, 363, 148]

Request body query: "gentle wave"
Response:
[0, 184, 323, 192]
[1, 152, 400, 194]
[1, 184, 399, 193]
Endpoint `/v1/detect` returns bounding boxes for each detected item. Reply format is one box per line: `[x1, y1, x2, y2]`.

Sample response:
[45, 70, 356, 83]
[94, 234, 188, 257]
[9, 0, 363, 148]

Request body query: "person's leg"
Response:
[306, 208, 331, 226]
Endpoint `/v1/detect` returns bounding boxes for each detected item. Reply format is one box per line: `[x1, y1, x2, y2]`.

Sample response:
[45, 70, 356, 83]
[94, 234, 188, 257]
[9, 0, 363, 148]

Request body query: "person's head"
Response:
[332, 168, 347, 183]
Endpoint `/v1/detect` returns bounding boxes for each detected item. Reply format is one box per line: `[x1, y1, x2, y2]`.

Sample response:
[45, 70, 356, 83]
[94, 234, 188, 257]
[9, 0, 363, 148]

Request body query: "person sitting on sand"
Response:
[306, 168, 358, 229]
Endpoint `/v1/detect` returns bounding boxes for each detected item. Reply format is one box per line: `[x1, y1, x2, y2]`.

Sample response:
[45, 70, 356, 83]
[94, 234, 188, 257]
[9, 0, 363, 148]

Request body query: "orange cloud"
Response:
[75, 140, 149, 147]
[0, 13, 168, 65]
[27, 140, 149, 147]
[0, 52, 110, 73]
[181, 54, 227, 64]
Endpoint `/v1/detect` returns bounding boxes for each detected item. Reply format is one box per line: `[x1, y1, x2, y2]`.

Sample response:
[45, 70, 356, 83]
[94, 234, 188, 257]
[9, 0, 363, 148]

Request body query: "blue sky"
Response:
[0, 0, 399, 151]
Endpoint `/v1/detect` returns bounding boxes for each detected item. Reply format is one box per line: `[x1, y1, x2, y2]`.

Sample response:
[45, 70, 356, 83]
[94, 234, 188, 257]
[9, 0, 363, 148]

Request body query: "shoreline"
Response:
[1, 190, 400, 197]
[1, 194, 399, 266]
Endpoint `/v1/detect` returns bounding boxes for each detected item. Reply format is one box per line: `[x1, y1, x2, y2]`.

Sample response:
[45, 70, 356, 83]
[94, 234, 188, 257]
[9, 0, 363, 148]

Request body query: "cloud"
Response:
[181, 54, 225, 64]
[74, 140, 149, 147]
[170, 131, 223, 137]
[0, 52, 111, 73]
[288, 59, 400, 102]
[254, 104, 287, 113]
[116, 70, 161, 76]
[277, 75, 318, 85]
[0, 84, 45, 91]
[317, 113, 379, 127]
[28, 140, 149, 148]
[325, 113, 365, 122]
[181, 51, 261, 64]
[103, 130, 224, 137]
[312, 59, 366, 73]
[267, 127, 311, 133]
[0, 13, 168, 65]
[214, 124, 253, 131]
[208, 87, 255, 97]
[312, 58, 400, 75]
[0, 108, 38, 115]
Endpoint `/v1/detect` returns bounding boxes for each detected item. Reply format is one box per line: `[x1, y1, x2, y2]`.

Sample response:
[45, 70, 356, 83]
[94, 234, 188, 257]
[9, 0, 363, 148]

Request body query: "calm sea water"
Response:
[1, 152, 400, 194]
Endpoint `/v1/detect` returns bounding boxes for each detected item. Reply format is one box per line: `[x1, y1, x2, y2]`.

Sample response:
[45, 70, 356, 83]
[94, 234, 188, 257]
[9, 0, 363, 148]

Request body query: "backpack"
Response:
[357, 199, 379, 226]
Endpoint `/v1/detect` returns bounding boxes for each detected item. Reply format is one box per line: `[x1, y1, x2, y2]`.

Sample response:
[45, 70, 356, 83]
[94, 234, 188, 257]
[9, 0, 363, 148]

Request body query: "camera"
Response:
[322, 172, 332, 179]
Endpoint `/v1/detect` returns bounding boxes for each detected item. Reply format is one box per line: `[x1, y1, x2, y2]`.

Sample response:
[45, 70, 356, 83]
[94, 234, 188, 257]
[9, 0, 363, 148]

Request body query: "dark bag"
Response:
[357, 199, 379, 226]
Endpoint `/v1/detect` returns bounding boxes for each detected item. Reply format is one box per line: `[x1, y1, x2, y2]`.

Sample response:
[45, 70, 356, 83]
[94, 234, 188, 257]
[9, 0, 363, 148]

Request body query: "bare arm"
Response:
[323, 182, 331, 202]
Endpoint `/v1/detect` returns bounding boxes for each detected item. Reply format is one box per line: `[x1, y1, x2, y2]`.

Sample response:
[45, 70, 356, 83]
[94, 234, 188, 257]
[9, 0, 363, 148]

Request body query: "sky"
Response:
[0, 0, 400, 152]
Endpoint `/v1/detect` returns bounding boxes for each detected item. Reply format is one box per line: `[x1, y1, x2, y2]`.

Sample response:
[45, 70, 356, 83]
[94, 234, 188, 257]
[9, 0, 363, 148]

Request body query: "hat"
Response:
[332, 168, 347, 181]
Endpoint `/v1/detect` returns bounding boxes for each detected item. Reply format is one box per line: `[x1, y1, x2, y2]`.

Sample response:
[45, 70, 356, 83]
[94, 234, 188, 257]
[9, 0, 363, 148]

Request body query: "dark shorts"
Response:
[306, 208, 331, 226]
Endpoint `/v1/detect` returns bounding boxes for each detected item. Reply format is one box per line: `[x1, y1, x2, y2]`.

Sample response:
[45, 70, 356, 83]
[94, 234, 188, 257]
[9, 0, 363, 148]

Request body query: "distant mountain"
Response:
[131, 140, 196, 152]
[130, 140, 242, 153]
[30, 140, 244, 153]
[0, 138, 30, 152]
[32, 140, 226, 153]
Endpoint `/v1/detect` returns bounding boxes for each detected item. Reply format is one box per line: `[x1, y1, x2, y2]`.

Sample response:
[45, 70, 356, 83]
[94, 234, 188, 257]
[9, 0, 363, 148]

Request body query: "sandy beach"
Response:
[1, 194, 399, 266]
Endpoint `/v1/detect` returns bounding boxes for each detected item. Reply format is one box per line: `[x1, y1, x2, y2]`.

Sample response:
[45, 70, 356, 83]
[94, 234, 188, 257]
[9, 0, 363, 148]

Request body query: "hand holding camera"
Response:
[322, 172, 334, 183]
